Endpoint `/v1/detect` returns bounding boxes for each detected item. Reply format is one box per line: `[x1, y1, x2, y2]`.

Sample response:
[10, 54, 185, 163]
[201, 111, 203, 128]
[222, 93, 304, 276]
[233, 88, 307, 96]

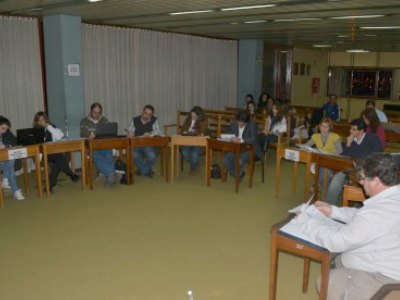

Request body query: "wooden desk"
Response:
[206, 138, 254, 193]
[170, 135, 209, 184]
[269, 217, 334, 300]
[129, 136, 169, 183]
[275, 146, 314, 199]
[41, 139, 86, 196]
[314, 154, 353, 201]
[87, 137, 131, 189]
[0, 145, 42, 207]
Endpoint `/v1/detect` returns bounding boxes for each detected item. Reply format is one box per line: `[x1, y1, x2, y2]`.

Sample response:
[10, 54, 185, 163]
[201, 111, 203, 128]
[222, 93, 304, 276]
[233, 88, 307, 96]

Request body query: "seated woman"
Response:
[223, 112, 261, 179]
[305, 117, 342, 187]
[0, 116, 24, 200]
[261, 103, 287, 150]
[180, 106, 208, 175]
[246, 100, 256, 116]
[33, 112, 79, 193]
[361, 107, 386, 149]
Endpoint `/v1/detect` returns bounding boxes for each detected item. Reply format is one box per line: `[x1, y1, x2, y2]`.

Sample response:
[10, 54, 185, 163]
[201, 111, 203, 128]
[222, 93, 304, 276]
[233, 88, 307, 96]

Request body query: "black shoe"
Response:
[145, 170, 154, 178]
[239, 171, 245, 182]
[69, 173, 80, 182]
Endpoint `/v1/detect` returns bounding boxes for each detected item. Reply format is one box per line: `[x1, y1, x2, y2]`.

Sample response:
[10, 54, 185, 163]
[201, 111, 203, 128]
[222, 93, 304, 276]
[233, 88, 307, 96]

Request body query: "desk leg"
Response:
[0, 175, 3, 208]
[303, 258, 311, 293]
[275, 157, 281, 198]
[81, 147, 86, 191]
[292, 162, 298, 193]
[269, 232, 279, 300]
[131, 147, 135, 185]
[23, 158, 30, 193]
[35, 154, 42, 198]
[89, 149, 94, 190]
[305, 161, 311, 199]
[126, 146, 131, 185]
[206, 147, 211, 186]
[249, 150, 254, 189]
[43, 152, 50, 197]
[164, 146, 169, 183]
[320, 257, 331, 300]
[170, 144, 174, 183]
[160, 146, 164, 177]
[235, 150, 240, 193]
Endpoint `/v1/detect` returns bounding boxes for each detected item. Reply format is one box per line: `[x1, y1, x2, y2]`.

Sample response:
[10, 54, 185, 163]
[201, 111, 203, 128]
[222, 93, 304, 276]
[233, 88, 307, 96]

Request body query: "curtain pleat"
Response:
[0, 16, 44, 129]
[82, 24, 238, 132]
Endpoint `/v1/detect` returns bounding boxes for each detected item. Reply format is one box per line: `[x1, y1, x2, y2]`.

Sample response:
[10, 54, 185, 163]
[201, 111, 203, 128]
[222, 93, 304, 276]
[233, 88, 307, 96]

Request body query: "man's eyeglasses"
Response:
[357, 175, 367, 183]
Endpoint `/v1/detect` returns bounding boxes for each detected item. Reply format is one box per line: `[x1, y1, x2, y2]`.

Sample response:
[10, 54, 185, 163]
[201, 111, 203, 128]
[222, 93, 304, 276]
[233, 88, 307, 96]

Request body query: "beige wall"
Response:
[291, 48, 328, 107]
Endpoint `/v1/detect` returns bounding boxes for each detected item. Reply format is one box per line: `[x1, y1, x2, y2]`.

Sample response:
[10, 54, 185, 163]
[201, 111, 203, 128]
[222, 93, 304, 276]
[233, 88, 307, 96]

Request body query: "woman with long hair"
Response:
[262, 103, 287, 150]
[361, 107, 386, 149]
[180, 106, 208, 175]
[33, 111, 79, 193]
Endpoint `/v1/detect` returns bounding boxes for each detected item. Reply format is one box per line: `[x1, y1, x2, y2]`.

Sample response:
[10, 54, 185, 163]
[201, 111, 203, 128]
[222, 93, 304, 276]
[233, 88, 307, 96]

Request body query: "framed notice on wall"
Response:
[67, 64, 80, 76]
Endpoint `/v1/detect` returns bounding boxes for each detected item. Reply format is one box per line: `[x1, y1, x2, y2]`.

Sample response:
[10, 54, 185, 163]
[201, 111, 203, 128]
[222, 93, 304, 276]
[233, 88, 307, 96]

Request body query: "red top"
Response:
[366, 125, 386, 149]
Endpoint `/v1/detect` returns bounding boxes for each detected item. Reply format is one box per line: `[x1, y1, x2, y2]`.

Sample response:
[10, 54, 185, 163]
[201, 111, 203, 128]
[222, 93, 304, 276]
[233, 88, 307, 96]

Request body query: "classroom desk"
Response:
[170, 135, 209, 184]
[129, 136, 169, 183]
[206, 138, 254, 193]
[313, 154, 353, 201]
[0, 144, 42, 207]
[269, 216, 334, 300]
[41, 139, 86, 196]
[275, 146, 314, 199]
[87, 137, 131, 189]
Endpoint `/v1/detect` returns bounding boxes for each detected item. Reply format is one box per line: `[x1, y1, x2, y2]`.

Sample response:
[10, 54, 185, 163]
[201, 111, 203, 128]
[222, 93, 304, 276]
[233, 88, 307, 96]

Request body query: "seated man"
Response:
[366, 99, 388, 123]
[127, 105, 162, 178]
[297, 153, 400, 300]
[322, 93, 340, 121]
[223, 112, 262, 179]
[325, 118, 383, 205]
[80, 102, 116, 188]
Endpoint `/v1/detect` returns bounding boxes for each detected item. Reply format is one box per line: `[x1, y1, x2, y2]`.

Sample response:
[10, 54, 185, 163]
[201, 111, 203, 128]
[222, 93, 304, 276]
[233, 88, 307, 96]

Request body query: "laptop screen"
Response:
[16, 127, 45, 146]
[95, 122, 118, 138]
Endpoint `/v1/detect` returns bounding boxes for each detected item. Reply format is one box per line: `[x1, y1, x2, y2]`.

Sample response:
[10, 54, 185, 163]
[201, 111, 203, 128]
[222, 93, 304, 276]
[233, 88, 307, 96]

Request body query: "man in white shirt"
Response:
[297, 153, 400, 300]
[366, 99, 388, 123]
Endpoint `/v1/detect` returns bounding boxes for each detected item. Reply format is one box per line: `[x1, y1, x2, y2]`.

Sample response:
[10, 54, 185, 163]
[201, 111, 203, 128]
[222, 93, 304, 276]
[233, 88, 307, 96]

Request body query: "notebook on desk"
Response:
[16, 127, 45, 146]
[95, 122, 118, 138]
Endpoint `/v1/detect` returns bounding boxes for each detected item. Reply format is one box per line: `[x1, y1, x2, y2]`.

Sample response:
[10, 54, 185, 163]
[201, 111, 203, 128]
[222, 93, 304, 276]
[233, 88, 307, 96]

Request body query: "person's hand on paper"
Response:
[314, 201, 332, 217]
[231, 136, 241, 143]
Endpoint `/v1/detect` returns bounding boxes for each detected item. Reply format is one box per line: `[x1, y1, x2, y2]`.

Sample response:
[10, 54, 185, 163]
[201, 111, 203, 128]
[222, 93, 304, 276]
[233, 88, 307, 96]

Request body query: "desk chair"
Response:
[370, 284, 400, 300]
[342, 185, 365, 206]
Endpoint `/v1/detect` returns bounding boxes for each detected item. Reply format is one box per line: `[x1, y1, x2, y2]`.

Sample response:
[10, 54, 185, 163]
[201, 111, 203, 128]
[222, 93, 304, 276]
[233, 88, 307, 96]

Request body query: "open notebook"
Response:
[280, 196, 344, 248]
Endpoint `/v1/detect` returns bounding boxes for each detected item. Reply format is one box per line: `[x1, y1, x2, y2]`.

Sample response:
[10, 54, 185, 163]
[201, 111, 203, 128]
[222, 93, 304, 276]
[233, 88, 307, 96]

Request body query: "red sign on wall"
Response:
[312, 77, 320, 94]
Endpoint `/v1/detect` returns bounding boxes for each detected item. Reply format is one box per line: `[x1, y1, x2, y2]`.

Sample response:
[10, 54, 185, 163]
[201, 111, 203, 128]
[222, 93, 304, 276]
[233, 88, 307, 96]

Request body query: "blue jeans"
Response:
[181, 146, 202, 171]
[0, 160, 19, 193]
[134, 146, 159, 175]
[224, 151, 251, 177]
[326, 171, 346, 205]
[93, 150, 115, 177]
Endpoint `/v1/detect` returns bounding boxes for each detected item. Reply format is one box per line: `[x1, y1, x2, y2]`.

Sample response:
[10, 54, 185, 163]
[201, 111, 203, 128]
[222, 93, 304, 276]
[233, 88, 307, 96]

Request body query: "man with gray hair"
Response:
[297, 153, 400, 300]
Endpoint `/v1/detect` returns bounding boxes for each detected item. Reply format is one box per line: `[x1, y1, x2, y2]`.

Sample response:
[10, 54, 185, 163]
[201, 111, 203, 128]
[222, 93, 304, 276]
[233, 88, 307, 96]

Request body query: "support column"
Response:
[43, 15, 84, 138]
[237, 39, 264, 107]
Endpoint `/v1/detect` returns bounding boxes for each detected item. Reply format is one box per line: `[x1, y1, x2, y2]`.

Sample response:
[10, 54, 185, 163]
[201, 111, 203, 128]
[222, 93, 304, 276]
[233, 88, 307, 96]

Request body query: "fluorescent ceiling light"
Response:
[337, 35, 349, 38]
[330, 14, 385, 20]
[313, 44, 332, 48]
[364, 34, 377, 37]
[274, 18, 321, 22]
[88, 0, 103, 2]
[244, 20, 267, 24]
[360, 26, 400, 29]
[230, 22, 239, 25]
[221, 4, 276, 11]
[170, 10, 214, 15]
[346, 49, 369, 53]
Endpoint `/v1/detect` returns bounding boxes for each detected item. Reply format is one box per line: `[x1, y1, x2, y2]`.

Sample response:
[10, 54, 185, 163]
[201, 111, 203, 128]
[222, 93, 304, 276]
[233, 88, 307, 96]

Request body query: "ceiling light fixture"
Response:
[230, 22, 239, 25]
[170, 10, 214, 15]
[88, 0, 103, 2]
[221, 4, 276, 11]
[244, 20, 267, 24]
[313, 44, 332, 48]
[360, 26, 400, 29]
[330, 15, 385, 20]
[346, 49, 369, 53]
[337, 35, 349, 38]
[274, 18, 321, 22]
[364, 34, 377, 37]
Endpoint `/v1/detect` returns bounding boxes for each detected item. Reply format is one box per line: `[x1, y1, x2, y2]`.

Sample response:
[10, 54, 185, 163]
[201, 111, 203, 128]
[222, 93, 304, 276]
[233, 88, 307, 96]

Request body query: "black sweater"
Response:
[0, 130, 17, 147]
[342, 132, 383, 159]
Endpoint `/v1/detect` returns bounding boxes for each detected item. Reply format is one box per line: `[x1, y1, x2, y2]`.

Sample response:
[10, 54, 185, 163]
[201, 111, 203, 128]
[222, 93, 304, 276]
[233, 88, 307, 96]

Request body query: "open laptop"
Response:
[16, 127, 45, 146]
[95, 122, 118, 138]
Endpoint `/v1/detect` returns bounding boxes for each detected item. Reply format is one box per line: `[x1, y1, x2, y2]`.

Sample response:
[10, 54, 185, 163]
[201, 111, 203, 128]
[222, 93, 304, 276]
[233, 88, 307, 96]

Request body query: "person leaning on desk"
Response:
[80, 102, 116, 188]
[296, 153, 400, 300]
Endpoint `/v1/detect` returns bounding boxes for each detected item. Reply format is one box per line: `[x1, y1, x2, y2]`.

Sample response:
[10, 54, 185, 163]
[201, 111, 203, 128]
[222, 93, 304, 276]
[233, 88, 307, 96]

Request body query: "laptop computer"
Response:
[95, 122, 118, 138]
[16, 127, 45, 146]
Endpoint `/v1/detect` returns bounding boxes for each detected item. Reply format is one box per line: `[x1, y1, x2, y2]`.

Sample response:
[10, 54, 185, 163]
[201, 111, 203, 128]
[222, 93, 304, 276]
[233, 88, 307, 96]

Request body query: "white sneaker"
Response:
[2, 178, 11, 190]
[13, 190, 25, 200]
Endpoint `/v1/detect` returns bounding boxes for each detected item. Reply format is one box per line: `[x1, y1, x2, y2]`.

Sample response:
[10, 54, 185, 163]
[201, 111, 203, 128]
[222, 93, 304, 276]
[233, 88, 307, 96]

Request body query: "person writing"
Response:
[297, 153, 400, 300]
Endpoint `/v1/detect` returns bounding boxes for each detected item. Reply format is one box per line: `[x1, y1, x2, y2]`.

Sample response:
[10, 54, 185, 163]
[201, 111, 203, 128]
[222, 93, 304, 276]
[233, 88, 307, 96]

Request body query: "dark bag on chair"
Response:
[210, 164, 222, 179]
[115, 159, 128, 184]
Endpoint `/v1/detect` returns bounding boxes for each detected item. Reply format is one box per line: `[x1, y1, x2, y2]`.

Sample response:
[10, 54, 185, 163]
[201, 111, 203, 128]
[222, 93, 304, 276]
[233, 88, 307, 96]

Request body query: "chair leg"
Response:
[261, 162, 265, 183]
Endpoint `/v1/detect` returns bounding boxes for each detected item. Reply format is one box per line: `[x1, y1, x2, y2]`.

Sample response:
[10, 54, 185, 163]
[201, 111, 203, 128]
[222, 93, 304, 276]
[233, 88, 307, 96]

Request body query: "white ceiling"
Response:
[2, 0, 400, 51]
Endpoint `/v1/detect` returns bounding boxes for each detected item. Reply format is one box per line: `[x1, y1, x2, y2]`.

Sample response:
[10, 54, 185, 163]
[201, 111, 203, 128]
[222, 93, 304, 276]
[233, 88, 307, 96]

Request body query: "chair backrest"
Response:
[342, 185, 366, 206]
[370, 284, 400, 300]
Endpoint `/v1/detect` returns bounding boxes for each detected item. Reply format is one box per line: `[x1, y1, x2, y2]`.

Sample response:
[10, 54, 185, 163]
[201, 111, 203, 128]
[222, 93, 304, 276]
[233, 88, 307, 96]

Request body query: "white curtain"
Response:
[0, 16, 44, 129]
[82, 24, 238, 131]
